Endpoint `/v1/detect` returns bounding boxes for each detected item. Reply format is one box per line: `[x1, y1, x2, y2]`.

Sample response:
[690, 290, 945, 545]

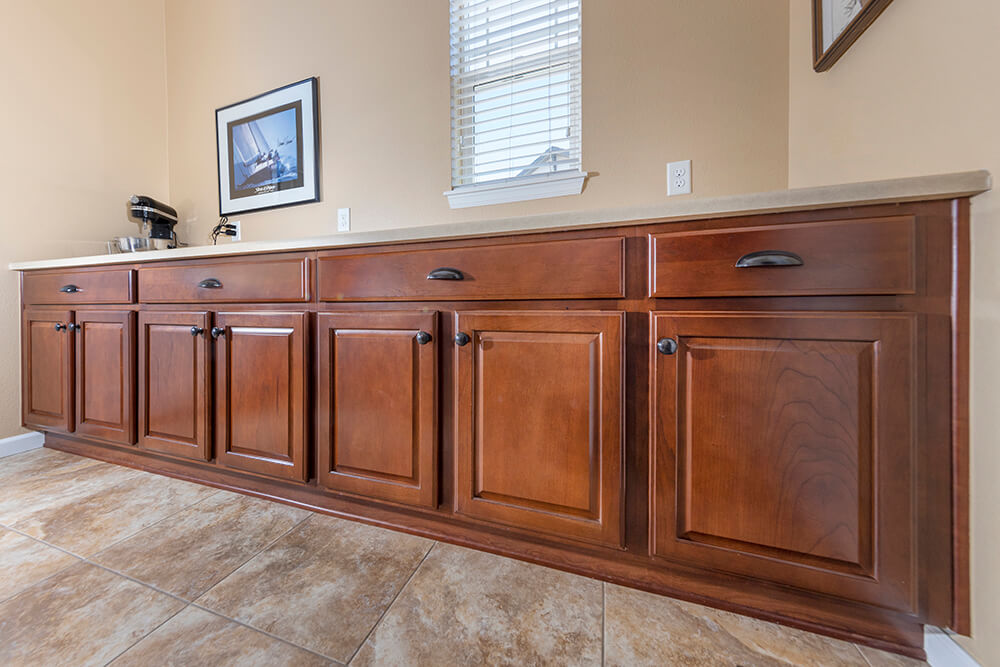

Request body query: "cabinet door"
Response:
[138, 311, 211, 460]
[650, 312, 916, 612]
[454, 311, 624, 547]
[22, 309, 74, 432]
[74, 311, 136, 444]
[317, 311, 437, 507]
[215, 312, 308, 482]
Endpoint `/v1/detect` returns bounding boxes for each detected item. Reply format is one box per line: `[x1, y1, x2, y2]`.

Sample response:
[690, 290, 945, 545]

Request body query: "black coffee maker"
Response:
[128, 195, 178, 249]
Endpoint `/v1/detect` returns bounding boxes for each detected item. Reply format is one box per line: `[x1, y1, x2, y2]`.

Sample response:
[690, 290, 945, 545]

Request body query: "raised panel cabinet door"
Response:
[22, 308, 74, 432]
[74, 310, 136, 445]
[650, 312, 917, 612]
[138, 311, 211, 460]
[317, 311, 438, 507]
[215, 312, 308, 482]
[454, 311, 624, 547]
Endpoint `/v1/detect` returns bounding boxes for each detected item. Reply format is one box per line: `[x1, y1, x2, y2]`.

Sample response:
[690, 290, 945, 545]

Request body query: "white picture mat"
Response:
[217, 79, 317, 215]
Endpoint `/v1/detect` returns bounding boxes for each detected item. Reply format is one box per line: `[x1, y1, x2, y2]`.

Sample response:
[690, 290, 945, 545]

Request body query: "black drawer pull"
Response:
[426, 267, 464, 281]
[415, 331, 432, 345]
[190, 326, 205, 337]
[211, 326, 226, 339]
[735, 251, 803, 268]
[59, 284, 80, 293]
[54, 323, 67, 332]
[198, 278, 223, 289]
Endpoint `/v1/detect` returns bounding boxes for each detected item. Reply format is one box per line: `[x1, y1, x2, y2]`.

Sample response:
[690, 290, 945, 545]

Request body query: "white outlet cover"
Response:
[230, 220, 241, 241]
[337, 207, 351, 232]
[667, 160, 692, 196]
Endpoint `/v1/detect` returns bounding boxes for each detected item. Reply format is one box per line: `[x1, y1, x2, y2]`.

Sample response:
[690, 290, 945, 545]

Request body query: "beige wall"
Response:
[787, 1, 998, 663]
[163, 0, 789, 245]
[0, 0, 170, 438]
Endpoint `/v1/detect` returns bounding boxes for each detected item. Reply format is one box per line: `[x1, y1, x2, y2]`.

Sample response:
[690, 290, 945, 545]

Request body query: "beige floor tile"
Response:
[109, 605, 334, 667]
[0, 447, 101, 485]
[604, 583, 868, 667]
[0, 528, 79, 602]
[197, 514, 432, 663]
[858, 645, 927, 666]
[0, 561, 185, 667]
[351, 542, 603, 667]
[94, 491, 311, 599]
[3, 472, 218, 556]
[0, 458, 145, 526]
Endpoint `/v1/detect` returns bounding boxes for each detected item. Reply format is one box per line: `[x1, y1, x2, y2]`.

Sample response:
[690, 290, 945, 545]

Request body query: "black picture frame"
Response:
[215, 77, 320, 216]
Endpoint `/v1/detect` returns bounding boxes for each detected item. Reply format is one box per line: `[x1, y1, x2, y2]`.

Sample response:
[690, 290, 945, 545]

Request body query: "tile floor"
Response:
[0, 447, 926, 666]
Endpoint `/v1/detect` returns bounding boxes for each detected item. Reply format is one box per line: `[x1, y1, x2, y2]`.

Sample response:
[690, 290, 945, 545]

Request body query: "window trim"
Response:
[444, 169, 587, 209]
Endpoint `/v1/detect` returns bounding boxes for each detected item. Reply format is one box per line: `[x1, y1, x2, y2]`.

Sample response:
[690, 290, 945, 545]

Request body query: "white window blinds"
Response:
[449, 0, 582, 191]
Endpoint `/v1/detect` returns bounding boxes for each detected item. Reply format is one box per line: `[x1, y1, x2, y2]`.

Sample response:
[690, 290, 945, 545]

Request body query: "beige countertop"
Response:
[9, 170, 991, 271]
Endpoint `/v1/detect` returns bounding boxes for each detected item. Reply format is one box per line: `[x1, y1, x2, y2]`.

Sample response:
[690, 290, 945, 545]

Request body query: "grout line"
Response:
[602, 581, 606, 666]
[855, 643, 875, 666]
[187, 510, 316, 606]
[88, 489, 229, 561]
[189, 602, 345, 665]
[345, 540, 438, 666]
[100, 602, 193, 666]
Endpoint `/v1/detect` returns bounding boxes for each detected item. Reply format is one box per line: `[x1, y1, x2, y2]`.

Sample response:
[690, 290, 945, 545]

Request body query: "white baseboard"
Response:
[0, 431, 44, 458]
[926, 627, 980, 666]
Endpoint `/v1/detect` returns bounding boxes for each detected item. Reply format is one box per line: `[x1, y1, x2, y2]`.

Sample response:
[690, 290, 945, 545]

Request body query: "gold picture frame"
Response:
[813, 0, 894, 72]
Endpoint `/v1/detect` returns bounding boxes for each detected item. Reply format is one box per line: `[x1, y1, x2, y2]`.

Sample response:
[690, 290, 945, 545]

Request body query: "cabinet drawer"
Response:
[318, 236, 624, 301]
[22, 269, 134, 304]
[650, 216, 916, 297]
[138, 257, 310, 303]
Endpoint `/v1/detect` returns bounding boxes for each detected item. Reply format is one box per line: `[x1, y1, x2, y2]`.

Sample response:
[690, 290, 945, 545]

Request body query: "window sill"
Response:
[444, 171, 588, 209]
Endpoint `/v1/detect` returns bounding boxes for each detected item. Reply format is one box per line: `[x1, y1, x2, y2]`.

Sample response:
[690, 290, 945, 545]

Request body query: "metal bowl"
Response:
[111, 236, 151, 253]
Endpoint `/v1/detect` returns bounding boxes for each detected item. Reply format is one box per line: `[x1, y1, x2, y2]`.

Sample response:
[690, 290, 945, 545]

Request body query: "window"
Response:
[447, 0, 584, 208]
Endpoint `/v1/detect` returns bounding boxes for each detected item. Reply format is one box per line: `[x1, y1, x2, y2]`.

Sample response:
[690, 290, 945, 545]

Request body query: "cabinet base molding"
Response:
[42, 433, 927, 660]
[0, 431, 44, 458]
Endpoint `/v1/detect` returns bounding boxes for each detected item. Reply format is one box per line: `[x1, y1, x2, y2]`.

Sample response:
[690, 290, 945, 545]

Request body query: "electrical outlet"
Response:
[337, 207, 351, 232]
[667, 160, 692, 196]
[230, 220, 241, 241]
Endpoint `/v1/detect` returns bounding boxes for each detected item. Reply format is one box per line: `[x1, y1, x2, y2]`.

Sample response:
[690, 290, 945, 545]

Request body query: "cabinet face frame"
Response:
[649, 311, 918, 612]
[74, 310, 136, 445]
[454, 310, 624, 547]
[214, 311, 309, 482]
[316, 311, 438, 507]
[22, 308, 75, 432]
[138, 311, 212, 461]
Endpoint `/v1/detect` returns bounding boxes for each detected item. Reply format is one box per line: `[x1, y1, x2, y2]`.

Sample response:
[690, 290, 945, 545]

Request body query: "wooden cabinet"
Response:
[316, 311, 438, 507]
[214, 312, 309, 482]
[454, 311, 624, 547]
[22, 309, 74, 432]
[650, 311, 917, 611]
[74, 311, 135, 445]
[138, 311, 211, 460]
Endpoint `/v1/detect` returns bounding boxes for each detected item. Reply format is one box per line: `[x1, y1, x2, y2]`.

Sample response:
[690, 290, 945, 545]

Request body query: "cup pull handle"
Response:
[198, 278, 223, 289]
[426, 267, 464, 281]
[59, 284, 81, 293]
[735, 251, 803, 268]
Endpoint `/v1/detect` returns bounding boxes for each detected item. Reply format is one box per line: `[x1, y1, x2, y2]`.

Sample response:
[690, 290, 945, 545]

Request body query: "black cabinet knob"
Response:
[656, 337, 678, 355]
[190, 326, 205, 337]
[67, 323, 79, 332]
[54, 323, 66, 331]
[211, 326, 226, 339]
[454, 332, 470, 346]
[415, 331, 432, 345]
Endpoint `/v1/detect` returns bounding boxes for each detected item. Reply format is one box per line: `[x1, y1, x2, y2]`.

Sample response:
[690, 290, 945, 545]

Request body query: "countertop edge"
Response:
[9, 170, 991, 271]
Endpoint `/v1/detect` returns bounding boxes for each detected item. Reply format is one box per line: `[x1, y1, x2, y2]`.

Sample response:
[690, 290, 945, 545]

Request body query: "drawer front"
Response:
[650, 216, 916, 297]
[139, 257, 310, 303]
[318, 236, 624, 301]
[22, 269, 134, 304]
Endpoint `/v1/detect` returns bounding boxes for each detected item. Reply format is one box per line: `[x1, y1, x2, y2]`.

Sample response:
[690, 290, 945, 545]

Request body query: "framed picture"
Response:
[216, 77, 319, 216]
[812, 0, 894, 72]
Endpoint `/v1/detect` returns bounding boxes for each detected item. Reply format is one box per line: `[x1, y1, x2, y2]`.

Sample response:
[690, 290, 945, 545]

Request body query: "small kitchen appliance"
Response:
[126, 194, 179, 250]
